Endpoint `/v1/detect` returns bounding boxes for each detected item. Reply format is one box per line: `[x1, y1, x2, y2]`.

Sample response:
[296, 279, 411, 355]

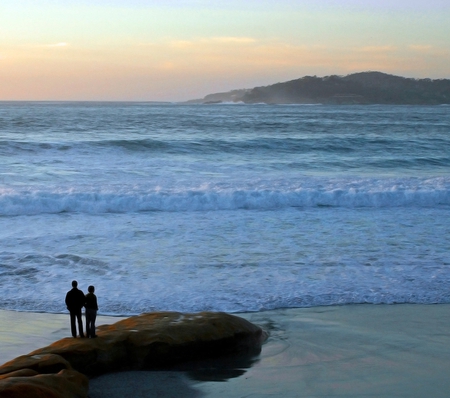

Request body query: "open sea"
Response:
[0, 102, 449, 316]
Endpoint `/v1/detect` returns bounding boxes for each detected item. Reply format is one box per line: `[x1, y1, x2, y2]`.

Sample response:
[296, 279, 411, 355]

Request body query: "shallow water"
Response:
[87, 305, 450, 398]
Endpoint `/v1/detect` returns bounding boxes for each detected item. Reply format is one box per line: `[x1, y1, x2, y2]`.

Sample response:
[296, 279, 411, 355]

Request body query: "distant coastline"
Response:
[188, 71, 450, 105]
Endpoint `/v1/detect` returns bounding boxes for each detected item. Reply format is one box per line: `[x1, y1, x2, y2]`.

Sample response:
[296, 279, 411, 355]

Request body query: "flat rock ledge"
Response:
[0, 311, 266, 398]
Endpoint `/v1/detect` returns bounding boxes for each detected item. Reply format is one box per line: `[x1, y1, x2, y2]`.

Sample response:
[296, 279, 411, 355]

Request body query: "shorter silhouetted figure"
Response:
[85, 285, 98, 338]
[65, 280, 86, 338]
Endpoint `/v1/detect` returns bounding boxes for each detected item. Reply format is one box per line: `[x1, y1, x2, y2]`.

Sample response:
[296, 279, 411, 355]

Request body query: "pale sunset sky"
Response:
[1, 0, 449, 101]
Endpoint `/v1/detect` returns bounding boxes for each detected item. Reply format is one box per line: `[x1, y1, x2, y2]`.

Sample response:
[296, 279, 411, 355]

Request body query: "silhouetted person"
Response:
[85, 285, 98, 338]
[65, 280, 86, 338]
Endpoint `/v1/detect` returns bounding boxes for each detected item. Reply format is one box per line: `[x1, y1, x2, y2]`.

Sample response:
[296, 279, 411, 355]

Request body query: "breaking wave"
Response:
[1, 178, 449, 215]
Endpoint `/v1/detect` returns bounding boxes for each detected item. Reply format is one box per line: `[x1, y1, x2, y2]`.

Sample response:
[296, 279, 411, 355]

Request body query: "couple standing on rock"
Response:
[65, 280, 98, 338]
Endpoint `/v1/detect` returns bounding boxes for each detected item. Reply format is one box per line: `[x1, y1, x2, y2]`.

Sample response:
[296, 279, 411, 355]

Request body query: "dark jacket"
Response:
[85, 292, 98, 311]
[65, 288, 86, 312]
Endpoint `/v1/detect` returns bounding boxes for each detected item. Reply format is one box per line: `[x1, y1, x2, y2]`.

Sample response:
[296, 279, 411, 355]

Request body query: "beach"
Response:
[0, 310, 125, 363]
[2, 103, 450, 396]
[2, 304, 450, 397]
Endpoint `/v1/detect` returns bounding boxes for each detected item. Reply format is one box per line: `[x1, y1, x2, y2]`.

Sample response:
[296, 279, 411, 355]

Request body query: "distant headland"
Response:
[188, 72, 450, 105]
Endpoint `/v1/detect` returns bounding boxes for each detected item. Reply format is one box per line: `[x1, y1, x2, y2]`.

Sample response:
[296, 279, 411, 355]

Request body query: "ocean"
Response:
[0, 102, 449, 316]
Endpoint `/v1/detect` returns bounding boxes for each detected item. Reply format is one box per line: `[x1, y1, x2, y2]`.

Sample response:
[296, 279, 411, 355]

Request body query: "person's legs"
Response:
[69, 312, 77, 337]
[86, 309, 97, 337]
[75, 309, 85, 337]
[86, 310, 92, 337]
[91, 310, 97, 337]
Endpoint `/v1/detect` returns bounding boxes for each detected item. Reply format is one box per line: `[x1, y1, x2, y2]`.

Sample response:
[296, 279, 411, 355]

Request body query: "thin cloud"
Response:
[357, 45, 398, 53]
[169, 40, 195, 49]
[408, 44, 433, 52]
[43, 42, 69, 48]
[169, 36, 257, 48]
[407, 44, 449, 58]
[205, 37, 257, 44]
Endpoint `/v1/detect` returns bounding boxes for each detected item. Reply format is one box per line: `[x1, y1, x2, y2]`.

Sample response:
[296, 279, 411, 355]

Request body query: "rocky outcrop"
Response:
[0, 311, 266, 398]
[0, 354, 89, 398]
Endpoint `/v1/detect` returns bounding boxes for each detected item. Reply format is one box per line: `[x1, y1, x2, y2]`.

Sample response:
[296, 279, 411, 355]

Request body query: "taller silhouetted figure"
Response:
[65, 280, 86, 338]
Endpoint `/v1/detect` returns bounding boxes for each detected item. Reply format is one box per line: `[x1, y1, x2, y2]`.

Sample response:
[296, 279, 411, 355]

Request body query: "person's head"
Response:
[88, 285, 95, 293]
[72, 280, 78, 288]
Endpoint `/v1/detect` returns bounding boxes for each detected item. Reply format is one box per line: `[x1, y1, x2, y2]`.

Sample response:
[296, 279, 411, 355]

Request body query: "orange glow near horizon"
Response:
[1, 1, 449, 101]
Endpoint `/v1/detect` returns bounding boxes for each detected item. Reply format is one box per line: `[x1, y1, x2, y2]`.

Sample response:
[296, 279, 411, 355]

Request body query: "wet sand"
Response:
[0, 310, 125, 363]
[2, 305, 450, 397]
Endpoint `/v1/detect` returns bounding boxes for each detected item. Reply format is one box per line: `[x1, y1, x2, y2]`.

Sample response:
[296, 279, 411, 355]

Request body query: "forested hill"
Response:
[190, 72, 450, 105]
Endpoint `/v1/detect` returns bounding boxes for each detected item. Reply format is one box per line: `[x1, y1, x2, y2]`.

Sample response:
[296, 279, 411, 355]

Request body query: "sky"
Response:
[1, 0, 449, 101]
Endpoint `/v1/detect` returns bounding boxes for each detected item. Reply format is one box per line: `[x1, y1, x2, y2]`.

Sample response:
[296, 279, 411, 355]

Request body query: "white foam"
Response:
[1, 203, 449, 315]
[1, 178, 449, 216]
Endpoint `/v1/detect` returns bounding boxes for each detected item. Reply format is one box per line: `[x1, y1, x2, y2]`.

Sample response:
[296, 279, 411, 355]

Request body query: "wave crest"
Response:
[1, 179, 449, 215]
